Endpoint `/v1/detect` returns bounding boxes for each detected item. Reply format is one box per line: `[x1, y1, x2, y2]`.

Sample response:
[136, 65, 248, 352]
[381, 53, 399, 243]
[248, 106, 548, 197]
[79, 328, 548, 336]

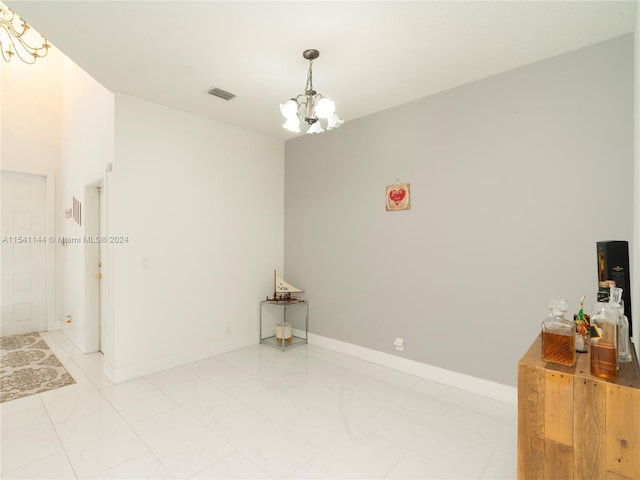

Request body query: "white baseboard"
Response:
[102, 328, 517, 406]
[307, 332, 517, 406]
[105, 336, 257, 384]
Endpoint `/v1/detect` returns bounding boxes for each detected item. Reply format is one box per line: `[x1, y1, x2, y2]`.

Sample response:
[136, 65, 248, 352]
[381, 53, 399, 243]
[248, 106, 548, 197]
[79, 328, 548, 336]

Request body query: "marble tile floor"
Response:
[0, 331, 517, 479]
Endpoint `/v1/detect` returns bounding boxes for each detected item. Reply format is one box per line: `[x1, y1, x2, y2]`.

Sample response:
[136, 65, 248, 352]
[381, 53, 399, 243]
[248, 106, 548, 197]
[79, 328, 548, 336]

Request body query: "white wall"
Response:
[285, 34, 634, 387]
[1, 48, 63, 333]
[108, 94, 283, 382]
[1, 48, 114, 353]
[57, 58, 114, 353]
[1, 55, 284, 381]
[1, 57, 284, 382]
[0, 49, 63, 173]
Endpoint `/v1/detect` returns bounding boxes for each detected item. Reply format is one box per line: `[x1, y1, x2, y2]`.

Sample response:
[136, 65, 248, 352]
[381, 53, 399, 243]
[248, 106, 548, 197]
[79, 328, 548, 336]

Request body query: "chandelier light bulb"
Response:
[279, 100, 298, 119]
[306, 122, 324, 134]
[282, 116, 301, 133]
[315, 97, 335, 119]
[280, 49, 343, 135]
[326, 113, 344, 130]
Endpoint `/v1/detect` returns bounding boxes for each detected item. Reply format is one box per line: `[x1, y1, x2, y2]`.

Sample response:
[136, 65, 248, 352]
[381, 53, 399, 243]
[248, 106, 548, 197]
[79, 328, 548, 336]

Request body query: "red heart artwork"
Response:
[389, 188, 406, 205]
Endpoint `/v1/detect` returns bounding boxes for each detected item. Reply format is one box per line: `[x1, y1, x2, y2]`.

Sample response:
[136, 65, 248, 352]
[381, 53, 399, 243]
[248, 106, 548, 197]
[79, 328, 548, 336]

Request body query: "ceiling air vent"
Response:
[207, 87, 235, 100]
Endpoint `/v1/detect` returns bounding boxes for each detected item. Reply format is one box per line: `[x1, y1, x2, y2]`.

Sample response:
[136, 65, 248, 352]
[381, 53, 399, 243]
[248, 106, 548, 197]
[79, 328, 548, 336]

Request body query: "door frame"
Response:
[1, 168, 56, 332]
[84, 179, 105, 354]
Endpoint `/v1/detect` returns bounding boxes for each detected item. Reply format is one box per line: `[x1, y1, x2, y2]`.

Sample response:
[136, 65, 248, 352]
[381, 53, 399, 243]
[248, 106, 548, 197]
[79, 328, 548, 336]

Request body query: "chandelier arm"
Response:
[0, 46, 12, 62]
[14, 45, 40, 64]
[2, 34, 39, 64]
[1, 6, 28, 39]
[1, 3, 50, 63]
[1, 21, 23, 38]
[16, 21, 29, 39]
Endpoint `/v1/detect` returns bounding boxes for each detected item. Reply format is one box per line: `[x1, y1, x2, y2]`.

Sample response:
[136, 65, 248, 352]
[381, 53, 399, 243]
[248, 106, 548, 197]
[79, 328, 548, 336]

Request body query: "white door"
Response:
[1, 172, 47, 337]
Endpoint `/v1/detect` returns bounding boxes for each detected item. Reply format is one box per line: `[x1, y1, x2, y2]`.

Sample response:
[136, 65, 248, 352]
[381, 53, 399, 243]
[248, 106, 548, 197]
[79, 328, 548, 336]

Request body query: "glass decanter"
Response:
[541, 298, 576, 366]
[590, 299, 619, 379]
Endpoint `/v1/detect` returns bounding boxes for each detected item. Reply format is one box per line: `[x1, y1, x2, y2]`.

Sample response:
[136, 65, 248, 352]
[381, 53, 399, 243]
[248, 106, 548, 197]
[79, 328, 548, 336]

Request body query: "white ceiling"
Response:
[7, 1, 636, 140]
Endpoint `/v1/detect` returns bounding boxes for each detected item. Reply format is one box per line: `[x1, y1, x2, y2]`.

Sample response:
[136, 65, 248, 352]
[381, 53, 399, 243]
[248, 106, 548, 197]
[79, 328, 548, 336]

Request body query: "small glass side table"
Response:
[259, 300, 308, 351]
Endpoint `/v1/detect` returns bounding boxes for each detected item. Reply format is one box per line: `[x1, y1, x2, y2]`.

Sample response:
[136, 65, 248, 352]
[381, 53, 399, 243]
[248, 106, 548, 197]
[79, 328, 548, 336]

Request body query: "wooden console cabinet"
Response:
[518, 335, 640, 479]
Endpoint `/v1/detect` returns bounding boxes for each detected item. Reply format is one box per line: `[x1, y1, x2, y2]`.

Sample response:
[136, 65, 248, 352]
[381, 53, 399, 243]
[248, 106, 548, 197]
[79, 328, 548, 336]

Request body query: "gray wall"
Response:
[284, 34, 634, 387]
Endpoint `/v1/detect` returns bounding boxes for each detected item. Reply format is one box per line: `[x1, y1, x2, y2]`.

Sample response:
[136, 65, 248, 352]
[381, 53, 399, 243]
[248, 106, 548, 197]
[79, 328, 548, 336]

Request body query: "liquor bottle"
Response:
[542, 298, 576, 366]
[590, 299, 619, 379]
[597, 280, 611, 302]
[610, 287, 632, 364]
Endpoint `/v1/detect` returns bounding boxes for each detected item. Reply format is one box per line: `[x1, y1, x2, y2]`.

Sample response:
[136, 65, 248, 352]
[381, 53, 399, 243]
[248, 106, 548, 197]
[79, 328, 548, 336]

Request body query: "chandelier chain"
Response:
[305, 59, 314, 95]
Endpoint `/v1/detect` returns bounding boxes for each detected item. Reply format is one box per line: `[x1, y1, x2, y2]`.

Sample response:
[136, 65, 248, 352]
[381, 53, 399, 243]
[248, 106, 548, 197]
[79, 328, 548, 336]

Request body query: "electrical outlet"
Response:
[225, 325, 232, 335]
[394, 337, 404, 351]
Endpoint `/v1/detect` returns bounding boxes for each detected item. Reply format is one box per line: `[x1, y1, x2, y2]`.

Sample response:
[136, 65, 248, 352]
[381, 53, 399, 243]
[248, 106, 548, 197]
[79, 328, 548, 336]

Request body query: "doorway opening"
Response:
[84, 181, 106, 354]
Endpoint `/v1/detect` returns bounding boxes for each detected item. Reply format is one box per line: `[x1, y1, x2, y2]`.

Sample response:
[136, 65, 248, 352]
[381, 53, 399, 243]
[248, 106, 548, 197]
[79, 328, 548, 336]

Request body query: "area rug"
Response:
[0, 332, 75, 403]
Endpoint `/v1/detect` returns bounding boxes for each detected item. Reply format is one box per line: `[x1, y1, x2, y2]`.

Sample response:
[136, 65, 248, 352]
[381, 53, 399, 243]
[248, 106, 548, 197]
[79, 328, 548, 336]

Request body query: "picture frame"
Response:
[386, 182, 410, 211]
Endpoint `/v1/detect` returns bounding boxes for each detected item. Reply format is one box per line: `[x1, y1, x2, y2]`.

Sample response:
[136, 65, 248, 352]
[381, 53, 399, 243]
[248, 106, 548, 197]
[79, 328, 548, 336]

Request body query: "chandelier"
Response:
[1, 1, 50, 64]
[280, 49, 343, 134]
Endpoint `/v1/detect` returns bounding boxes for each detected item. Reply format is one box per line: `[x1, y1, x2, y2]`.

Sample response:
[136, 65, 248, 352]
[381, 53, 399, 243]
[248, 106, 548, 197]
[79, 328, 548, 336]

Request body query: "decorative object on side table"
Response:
[275, 322, 292, 346]
[260, 302, 308, 351]
[573, 295, 589, 353]
[541, 298, 576, 366]
[261, 270, 308, 351]
[266, 270, 304, 303]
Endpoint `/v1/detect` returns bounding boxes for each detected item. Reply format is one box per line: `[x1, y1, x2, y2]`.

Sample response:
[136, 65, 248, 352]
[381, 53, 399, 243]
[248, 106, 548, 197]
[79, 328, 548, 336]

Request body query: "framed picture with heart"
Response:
[386, 182, 410, 211]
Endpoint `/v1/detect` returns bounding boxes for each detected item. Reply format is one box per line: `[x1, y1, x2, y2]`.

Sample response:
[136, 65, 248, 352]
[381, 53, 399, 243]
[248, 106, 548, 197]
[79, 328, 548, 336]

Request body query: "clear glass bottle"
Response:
[542, 298, 576, 366]
[590, 300, 619, 379]
[610, 287, 632, 364]
[574, 329, 587, 353]
[616, 305, 632, 364]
